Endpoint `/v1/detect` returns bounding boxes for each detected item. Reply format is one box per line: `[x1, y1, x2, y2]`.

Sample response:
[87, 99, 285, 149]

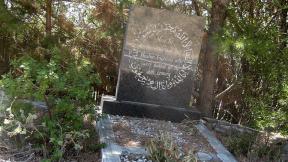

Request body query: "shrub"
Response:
[0, 46, 101, 161]
[224, 133, 282, 161]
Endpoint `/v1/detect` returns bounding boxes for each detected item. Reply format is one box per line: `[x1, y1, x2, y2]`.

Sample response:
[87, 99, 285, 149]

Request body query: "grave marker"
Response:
[102, 6, 205, 122]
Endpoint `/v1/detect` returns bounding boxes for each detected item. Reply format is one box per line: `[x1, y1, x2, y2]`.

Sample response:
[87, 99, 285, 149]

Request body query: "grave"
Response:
[98, 6, 238, 162]
[101, 6, 205, 122]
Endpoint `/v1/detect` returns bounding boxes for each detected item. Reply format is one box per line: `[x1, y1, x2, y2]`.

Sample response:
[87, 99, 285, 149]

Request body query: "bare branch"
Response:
[215, 83, 235, 100]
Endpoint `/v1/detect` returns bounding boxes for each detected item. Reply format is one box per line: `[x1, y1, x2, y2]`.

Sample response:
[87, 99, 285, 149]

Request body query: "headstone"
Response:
[102, 6, 205, 122]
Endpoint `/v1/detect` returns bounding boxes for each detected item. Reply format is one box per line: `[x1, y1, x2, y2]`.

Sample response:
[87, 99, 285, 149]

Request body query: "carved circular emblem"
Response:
[124, 23, 196, 90]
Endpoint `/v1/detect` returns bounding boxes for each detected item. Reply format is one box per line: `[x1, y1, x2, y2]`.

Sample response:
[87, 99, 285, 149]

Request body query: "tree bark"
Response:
[45, 0, 52, 36]
[146, 0, 161, 8]
[279, 0, 287, 50]
[0, 35, 9, 76]
[0, 0, 10, 76]
[193, 0, 201, 16]
[199, 0, 229, 117]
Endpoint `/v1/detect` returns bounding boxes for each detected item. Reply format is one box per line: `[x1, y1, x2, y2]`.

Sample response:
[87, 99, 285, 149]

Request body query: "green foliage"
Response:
[217, 2, 288, 134]
[225, 133, 256, 156]
[0, 46, 101, 160]
[224, 133, 282, 161]
[0, 0, 24, 33]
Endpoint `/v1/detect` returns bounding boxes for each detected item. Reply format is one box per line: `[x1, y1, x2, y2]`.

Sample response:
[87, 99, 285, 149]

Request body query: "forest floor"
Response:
[0, 122, 101, 162]
[0, 138, 101, 162]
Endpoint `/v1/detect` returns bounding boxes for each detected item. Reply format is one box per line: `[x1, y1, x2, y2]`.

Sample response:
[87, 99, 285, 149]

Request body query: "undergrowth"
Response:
[223, 133, 283, 161]
[0, 46, 104, 161]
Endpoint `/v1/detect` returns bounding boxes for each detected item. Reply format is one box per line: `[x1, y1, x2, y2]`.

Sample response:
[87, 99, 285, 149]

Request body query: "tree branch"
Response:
[215, 83, 235, 100]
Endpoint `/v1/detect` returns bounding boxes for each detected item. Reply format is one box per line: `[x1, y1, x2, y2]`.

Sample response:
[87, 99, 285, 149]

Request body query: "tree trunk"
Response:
[45, 0, 52, 36]
[0, 0, 9, 76]
[0, 35, 9, 76]
[45, 0, 52, 61]
[146, 0, 161, 8]
[193, 0, 201, 16]
[279, 0, 287, 50]
[199, 0, 229, 117]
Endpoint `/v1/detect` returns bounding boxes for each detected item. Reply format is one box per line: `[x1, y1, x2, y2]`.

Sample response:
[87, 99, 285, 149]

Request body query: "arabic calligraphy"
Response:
[124, 23, 196, 90]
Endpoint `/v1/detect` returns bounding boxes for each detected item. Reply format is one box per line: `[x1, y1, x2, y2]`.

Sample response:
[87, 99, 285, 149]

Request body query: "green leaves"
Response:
[0, 45, 101, 160]
[217, 0, 288, 135]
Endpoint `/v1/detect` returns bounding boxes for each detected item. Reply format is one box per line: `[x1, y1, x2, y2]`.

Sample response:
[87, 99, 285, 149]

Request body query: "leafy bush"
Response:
[218, 10, 288, 134]
[0, 46, 101, 161]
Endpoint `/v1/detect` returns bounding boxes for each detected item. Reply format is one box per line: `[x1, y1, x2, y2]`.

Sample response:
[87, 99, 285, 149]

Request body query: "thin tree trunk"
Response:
[0, 35, 9, 76]
[193, 0, 201, 16]
[0, 0, 10, 76]
[44, 95, 52, 119]
[249, 0, 254, 21]
[45, 0, 52, 61]
[199, 0, 229, 117]
[146, 0, 159, 8]
[45, 0, 52, 36]
[279, 0, 287, 50]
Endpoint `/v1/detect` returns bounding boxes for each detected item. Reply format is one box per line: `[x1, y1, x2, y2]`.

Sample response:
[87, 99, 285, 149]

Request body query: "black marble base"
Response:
[101, 95, 201, 122]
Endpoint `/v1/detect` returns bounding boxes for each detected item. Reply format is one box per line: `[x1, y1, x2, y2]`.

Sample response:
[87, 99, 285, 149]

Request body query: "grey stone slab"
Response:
[196, 152, 213, 161]
[97, 116, 116, 144]
[116, 6, 205, 108]
[195, 122, 237, 162]
[96, 115, 148, 162]
[96, 116, 121, 162]
[101, 144, 121, 162]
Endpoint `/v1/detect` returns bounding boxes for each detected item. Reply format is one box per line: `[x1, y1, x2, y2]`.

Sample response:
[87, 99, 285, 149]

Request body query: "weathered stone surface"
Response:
[196, 152, 213, 161]
[116, 6, 205, 108]
[195, 122, 237, 162]
[281, 143, 288, 161]
[96, 115, 148, 162]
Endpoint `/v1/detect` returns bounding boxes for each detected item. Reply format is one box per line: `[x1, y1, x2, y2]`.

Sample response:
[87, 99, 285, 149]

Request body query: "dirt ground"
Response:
[0, 123, 101, 162]
[111, 115, 220, 160]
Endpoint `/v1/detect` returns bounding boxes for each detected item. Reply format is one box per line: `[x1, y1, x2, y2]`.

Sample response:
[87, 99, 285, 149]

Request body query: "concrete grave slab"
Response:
[97, 115, 237, 162]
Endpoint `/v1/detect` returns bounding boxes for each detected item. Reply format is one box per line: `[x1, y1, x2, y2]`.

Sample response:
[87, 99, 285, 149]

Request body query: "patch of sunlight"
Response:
[126, 140, 141, 147]
[235, 40, 244, 50]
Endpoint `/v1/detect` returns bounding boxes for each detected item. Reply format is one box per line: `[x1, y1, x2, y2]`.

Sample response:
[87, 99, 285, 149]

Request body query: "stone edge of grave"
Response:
[96, 115, 238, 162]
[196, 120, 238, 162]
[96, 115, 148, 162]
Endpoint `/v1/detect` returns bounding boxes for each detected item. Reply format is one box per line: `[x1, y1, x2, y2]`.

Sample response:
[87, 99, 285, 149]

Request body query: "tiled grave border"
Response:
[96, 115, 148, 162]
[96, 115, 237, 162]
[195, 121, 237, 162]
